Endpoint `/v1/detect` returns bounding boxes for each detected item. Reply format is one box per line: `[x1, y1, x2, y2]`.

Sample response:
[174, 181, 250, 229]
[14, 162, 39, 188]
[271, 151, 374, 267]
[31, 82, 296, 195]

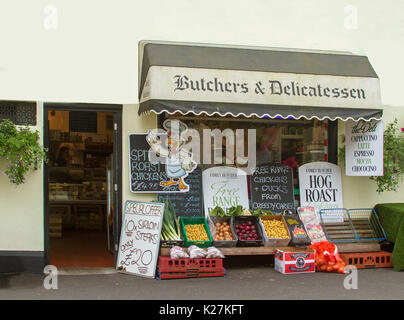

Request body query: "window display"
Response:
[165, 115, 330, 203]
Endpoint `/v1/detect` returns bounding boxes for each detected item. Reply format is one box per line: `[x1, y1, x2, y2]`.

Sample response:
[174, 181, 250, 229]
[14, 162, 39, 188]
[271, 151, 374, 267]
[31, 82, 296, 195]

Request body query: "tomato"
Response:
[326, 266, 333, 272]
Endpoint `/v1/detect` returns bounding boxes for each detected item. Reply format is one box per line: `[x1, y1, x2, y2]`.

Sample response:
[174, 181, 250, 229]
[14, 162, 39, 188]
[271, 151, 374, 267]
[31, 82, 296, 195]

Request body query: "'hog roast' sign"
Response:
[298, 162, 343, 222]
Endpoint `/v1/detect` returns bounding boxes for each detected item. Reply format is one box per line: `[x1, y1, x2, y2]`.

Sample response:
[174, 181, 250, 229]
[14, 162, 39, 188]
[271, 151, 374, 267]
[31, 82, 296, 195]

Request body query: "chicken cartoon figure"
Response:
[146, 119, 196, 191]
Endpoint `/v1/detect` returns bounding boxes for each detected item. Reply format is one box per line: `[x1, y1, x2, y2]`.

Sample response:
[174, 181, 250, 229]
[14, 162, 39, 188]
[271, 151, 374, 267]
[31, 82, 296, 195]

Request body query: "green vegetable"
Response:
[209, 206, 226, 217]
[228, 205, 243, 216]
[251, 209, 275, 216]
[161, 197, 182, 241]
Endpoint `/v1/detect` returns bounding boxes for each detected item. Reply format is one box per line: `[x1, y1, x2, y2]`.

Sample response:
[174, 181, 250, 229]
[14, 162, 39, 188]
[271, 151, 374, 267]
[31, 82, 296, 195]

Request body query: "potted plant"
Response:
[0, 119, 48, 186]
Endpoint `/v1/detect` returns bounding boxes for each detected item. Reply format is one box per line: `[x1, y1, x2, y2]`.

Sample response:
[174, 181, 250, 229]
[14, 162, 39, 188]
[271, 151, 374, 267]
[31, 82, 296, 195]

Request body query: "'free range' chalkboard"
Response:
[250, 163, 295, 214]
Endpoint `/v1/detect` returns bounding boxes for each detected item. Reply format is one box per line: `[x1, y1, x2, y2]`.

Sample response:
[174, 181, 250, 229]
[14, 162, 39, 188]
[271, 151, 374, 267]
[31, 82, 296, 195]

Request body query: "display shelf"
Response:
[49, 166, 106, 172]
[159, 242, 381, 256]
[49, 200, 107, 205]
[78, 149, 113, 156]
[304, 150, 325, 154]
[281, 135, 304, 139]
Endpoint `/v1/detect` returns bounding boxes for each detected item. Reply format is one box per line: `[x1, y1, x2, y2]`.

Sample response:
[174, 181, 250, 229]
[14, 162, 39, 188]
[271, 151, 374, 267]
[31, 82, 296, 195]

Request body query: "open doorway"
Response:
[44, 104, 122, 268]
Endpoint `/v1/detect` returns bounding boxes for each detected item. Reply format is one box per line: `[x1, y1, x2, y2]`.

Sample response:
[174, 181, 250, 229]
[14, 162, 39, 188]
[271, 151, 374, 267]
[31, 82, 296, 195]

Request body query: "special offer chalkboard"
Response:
[128, 134, 177, 193]
[158, 167, 203, 217]
[250, 163, 295, 214]
[116, 201, 164, 278]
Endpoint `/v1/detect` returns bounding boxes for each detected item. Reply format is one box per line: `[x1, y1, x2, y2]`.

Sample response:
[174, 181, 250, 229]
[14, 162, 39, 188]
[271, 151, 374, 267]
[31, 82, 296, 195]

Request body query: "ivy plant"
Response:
[338, 119, 404, 193]
[0, 119, 48, 186]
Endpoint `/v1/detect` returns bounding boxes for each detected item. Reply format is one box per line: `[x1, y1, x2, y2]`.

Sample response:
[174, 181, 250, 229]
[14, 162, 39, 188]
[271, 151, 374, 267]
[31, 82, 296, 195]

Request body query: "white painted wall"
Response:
[0, 0, 403, 106]
[0, 0, 403, 251]
[0, 103, 44, 251]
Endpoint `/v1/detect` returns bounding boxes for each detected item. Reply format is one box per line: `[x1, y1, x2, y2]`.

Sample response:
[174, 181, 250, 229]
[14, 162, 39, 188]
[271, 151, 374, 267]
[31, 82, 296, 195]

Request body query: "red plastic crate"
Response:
[156, 270, 226, 280]
[158, 256, 224, 273]
[340, 251, 393, 269]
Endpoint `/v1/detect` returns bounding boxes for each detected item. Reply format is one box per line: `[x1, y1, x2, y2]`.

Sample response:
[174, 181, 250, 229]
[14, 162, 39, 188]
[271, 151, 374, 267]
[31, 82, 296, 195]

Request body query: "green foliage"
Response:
[338, 119, 404, 193]
[370, 119, 404, 193]
[0, 119, 48, 186]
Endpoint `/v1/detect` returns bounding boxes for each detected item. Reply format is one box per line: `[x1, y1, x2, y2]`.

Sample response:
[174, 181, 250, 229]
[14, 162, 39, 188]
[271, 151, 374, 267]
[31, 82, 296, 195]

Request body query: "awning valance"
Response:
[138, 41, 383, 121]
[139, 100, 382, 122]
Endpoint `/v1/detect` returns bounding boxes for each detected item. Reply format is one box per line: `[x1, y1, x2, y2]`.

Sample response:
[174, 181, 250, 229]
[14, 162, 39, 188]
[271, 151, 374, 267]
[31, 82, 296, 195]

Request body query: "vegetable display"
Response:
[235, 221, 259, 241]
[209, 205, 243, 217]
[184, 224, 210, 242]
[209, 206, 274, 217]
[251, 208, 275, 216]
[214, 221, 234, 241]
[262, 219, 289, 239]
[209, 206, 226, 217]
[161, 197, 182, 241]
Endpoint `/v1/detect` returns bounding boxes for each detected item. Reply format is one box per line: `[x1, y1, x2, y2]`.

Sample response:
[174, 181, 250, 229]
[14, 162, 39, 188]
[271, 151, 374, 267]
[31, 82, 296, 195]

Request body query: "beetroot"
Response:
[235, 220, 260, 241]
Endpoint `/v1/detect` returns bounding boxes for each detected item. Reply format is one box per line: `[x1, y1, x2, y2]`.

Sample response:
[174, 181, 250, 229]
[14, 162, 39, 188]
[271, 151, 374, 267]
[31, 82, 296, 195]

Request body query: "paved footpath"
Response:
[0, 266, 403, 300]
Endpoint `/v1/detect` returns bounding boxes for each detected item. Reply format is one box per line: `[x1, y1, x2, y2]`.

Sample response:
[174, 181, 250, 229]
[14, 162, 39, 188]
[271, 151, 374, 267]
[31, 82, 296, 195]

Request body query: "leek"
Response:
[160, 197, 182, 241]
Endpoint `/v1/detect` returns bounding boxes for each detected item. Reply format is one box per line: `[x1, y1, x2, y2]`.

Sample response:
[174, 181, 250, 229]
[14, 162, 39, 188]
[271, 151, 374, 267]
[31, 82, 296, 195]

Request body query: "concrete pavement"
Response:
[0, 265, 403, 300]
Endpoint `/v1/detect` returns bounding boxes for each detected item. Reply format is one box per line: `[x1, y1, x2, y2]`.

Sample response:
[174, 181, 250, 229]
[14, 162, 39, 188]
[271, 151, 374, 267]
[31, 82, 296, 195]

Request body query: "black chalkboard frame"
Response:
[249, 162, 296, 215]
[157, 166, 204, 217]
[128, 133, 197, 194]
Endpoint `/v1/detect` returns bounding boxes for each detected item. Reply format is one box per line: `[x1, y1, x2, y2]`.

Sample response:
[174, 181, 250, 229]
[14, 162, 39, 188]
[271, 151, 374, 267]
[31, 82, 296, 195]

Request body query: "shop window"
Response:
[168, 116, 331, 169]
[161, 114, 336, 206]
[0, 100, 37, 125]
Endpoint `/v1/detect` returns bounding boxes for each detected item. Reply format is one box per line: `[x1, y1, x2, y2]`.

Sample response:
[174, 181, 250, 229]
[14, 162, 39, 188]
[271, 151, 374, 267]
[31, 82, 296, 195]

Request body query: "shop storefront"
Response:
[0, 40, 396, 274]
[115, 41, 387, 273]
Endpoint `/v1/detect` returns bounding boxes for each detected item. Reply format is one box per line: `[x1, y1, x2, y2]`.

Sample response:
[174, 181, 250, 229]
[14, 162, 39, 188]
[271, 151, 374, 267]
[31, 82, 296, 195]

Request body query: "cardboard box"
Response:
[274, 248, 316, 274]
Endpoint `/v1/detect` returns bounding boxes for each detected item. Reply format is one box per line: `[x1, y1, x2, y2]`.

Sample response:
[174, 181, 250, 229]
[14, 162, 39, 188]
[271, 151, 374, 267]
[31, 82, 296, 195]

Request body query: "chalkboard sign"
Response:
[250, 163, 295, 214]
[116, 201, 164, 278]
[129, 134, 178, 193]
[158, 167, 203, 217]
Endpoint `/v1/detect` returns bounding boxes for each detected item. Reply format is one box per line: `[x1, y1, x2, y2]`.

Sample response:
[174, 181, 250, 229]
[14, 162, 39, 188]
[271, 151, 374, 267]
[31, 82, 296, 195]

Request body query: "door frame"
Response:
[43, 102, 123, 267]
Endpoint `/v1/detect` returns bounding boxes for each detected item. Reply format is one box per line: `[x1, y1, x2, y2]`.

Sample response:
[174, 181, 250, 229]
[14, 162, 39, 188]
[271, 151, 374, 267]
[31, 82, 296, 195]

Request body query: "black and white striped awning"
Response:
[138, 41, 383, 121]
